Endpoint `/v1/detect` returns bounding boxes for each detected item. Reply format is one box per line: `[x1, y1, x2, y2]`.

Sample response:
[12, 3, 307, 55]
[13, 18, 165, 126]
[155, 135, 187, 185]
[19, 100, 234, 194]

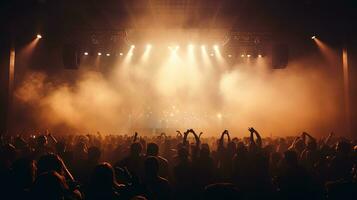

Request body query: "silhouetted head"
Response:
[204, 183, 240, 200]
[36, 135, 48, 147]
[336, 140, 352, 155]
[200, 143, 210, 157]
[178, 147, 189, 160]
[271, 152, 282, 164]
[37, 154, 64, 175]
[90, 162, 117, 190]
[227, 141, 237, 154]
[306, 140, 317, 151]
[130, 142, 142, 156]
[31, 171, 69, 200]
[294, 139, 305, 152]
[236, 142, 248, 155]
[55, 141, 66, 154]
[88, 146, 101, 162]
[284, 150, 298, 166]
[145, 156, 159, 177]
[147, 143, 159, 156]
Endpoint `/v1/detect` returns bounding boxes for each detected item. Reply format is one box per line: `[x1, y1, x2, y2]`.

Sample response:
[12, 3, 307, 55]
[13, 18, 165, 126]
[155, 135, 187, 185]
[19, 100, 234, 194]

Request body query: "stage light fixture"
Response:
[247, 54, 251, 58]
[201, 45, 206, 49]
[241, 54, 245, 57]
[210, 53, 214, 57]
[311, 36, 316, 39]
[98, 52, 102, 56]
[258, 54, 262, 58]
[106, 53, 110, 56]
[228, 54, 232, 58]
[36, 34, 42, 39]
[84, 52, 89, 56]
[146, 44, 152, 49]
[119, 53, 123, 56]
[213, 45, 219, 49]
[131, 45, 135, 48]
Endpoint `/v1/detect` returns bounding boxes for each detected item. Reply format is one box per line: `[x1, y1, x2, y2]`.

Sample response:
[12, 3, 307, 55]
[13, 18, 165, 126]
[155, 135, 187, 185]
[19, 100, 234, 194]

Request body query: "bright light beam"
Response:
[123, 45, 135, 64]
[141, 44, 152, 62]
[201, 45, 212, 67]
[213, 45, 225, 64]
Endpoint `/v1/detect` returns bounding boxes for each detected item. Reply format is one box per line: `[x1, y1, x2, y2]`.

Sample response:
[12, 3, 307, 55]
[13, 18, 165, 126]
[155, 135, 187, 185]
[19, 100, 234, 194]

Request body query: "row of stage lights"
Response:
[34, 33, 319, 58]
[82, 44, 264, 58]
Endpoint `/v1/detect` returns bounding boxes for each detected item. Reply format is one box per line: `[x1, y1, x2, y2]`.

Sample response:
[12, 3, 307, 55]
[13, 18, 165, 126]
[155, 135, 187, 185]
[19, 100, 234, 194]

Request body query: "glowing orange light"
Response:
[258, 54, 262, 58]
[311, 36, 316, 40]
[247, 54, 251, 58]
[131, 45, 135, 48]
[36, 34, 42, 39]
[241, 54, 245, 57]
[106, 53, 110, 56]
[84, 52, 89, 55]
[119, 53, 123, 56]
[98, 52, 102, 56]
[228, 54, 232, 58]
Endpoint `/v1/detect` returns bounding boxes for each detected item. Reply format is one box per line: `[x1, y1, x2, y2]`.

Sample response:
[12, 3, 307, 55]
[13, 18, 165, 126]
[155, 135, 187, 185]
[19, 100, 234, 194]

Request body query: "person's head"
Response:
[203, 183, 240, 200]
[12, 158, 36, 189]
[31, 171, 69, 200]
[146, 143, 159, 156]
[88, 146, 101, 162]
[236, 142, 247, 155]
[130, 142, 142, 156]
[145, 156, 159, 177]
[294, 139, 305, 152]
[283, 150, 298, 166]
[178, 147, 189, 160]
[336, 140, 352, 155]
[306, 140, 317, 151]
[55, 141, 66, 154]
[200, 143, 210, 157]
[271, 152, 282, 164]
[90, 162, 116, 190]
[37, 154, 64, 176]
[227, 141, 237, 154]
[36, 135, 48, 147]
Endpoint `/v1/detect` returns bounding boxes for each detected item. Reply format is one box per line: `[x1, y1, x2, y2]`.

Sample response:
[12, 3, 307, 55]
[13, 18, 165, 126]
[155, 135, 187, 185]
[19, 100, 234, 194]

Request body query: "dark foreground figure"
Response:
[0, 128, 356, 200]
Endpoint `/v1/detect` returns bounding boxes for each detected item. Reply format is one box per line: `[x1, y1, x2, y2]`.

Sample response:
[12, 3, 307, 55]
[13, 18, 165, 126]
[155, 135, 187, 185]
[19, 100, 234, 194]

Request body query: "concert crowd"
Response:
[0, 128, 356, 200]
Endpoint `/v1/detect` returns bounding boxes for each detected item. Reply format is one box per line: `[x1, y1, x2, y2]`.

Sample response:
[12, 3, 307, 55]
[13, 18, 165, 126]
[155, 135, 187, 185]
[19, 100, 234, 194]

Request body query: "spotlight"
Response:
[241, 54, 245, 57]
[247, 54, 251, 58]
[176, 45, 180, 49]
[213, 44, 219, 49]
[98, 52, 102, 56]
[258, 54, 262, 58]
[36, 34, 42, 39]
[106, 53, 110, 56]
[210, 53, 214, 57]
[119, 53, 123, 56]
[84, 52, 89, 56]
[131, 45, 135, 48]
[201, 45, 206, 49]
[188, 44, 194, 49]
[146, 44, 152, 49]
[228, 54, 232, 58]
[311, 36, 316, 39]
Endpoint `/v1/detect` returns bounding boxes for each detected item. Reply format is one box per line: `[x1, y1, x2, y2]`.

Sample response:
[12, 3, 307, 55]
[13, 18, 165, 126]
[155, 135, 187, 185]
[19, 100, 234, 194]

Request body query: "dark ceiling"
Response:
[1, 0, 356, 41]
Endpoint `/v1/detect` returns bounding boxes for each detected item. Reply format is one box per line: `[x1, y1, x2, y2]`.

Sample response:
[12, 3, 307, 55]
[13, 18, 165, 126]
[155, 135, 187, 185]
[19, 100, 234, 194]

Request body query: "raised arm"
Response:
[302, 131, 316, 144]
[323, 132, 334, 146]
[190, 129, 201, 147]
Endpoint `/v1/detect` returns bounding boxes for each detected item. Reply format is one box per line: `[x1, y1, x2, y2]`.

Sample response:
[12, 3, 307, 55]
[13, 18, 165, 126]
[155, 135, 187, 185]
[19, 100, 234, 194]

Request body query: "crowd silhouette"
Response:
[0, 128, 356, 200]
